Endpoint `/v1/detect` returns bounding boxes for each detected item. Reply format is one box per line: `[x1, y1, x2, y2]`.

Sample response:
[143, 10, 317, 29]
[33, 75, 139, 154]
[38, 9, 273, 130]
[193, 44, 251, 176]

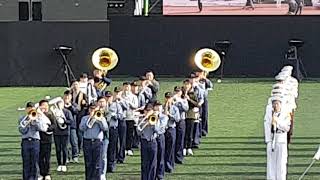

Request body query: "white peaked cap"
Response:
[278, 71, 291, 77]
[275, 72, 290, 81]
[270, 95, 284, 103]
[272, 83, 290, 89]
[281, 66, 293, 72]
[271, 88, 288, 96]
[281, 69, 292, 76]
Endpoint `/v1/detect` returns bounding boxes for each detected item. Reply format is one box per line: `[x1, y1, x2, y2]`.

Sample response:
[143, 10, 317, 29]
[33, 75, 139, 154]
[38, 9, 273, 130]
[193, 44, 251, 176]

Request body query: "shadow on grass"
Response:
[205, 136, 320, 140]
[0, 153, 20, 157]
[0, 170, 319, 177]
[197, 147, 318, 151]
[194, 154, 312, 158]
[0, 140, 20, 144]
[0, 134, 20, 138]
[200, 141, 319, 145]
[180, 162, 320, 168]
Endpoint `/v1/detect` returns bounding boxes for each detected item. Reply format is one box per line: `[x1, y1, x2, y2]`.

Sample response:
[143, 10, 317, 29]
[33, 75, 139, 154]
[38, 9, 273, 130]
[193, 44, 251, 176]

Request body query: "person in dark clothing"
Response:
[18, 102, 48, 180]
[243, 0, 254, 10]
[93, 69, 112, 98]
[63, 90, 80, 163]
[53, 99, 73, 172]
[38, 100, 57, 180]
[70, 81, 88, 154]
[146, 70, 160, 103]
[295, 0, 303, 15]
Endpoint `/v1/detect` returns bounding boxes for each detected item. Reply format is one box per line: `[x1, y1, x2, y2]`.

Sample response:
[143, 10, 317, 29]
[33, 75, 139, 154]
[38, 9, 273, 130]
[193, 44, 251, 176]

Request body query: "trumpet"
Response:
[87, 110, 104, 128]
[137, 113, 158, 132]
[20, 109, 39, 128]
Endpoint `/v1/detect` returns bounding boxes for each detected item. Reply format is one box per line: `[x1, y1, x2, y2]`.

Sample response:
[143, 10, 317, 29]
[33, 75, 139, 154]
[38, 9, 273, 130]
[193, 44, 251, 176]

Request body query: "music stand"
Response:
[214, 40, 231, 82]
[285, 39, 307, 82]
[54, 46, 76, 87]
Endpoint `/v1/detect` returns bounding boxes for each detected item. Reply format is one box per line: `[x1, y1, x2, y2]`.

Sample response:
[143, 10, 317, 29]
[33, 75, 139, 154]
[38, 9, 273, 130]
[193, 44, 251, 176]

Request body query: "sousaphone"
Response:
[194, 48, 221, 72]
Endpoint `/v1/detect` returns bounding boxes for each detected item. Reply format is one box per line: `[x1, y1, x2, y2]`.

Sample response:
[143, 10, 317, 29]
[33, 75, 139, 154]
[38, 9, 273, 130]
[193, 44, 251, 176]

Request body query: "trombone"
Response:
[137, 113, 158, 132]
[87, 109, 105, 128]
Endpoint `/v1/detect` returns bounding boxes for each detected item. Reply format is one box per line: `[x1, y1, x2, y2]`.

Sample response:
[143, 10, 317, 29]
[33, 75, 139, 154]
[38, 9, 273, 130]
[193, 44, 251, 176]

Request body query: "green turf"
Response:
[0, 80, 320, 180]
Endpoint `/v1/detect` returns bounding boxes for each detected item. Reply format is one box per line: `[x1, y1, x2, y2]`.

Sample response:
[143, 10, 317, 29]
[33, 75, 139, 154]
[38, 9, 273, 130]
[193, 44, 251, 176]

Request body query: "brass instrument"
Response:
[87, 109, 104, 128]
[20, 109, 38, 128]
[49, 97, 67, 130]
[92, 47, 119, 91]
[137, 113, 158, 132]
[194, 48, 221, 72]
[94, 110, 104, 120]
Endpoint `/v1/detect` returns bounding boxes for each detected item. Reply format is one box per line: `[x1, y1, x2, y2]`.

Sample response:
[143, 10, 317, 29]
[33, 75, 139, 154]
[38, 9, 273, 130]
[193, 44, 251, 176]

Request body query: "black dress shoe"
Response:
[192, 145, 199, 149]
[107, 167, 114, 173]
[175, 160, 183, 164]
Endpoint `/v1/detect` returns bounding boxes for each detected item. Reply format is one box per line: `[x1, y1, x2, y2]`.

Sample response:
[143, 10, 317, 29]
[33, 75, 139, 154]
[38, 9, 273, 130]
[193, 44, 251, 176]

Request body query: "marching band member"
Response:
[87, 76, 98, 105]
[146, 70, 160, 103]
[106, 90, 119, 173]
[71, 80, 88, 111]
[63, 90, 79, 163]
[139, 76, 153, 104]
[264, 96, 291, 180]
[93, 69, 112, 97]
[132, 80, 146, 148]
[53, 100, 73, 172]
[280, 66, 299, 144]
[183, 79, 200, 156]
[137, 105, 159, 180]
[122, 82, 139, 156]
[107, 87, 128, 172]
[18, 102, 48, 180]
[173, 86, 189, 164]
[114, 86, 129, 163]
[38, 100, 57, 180]
[196, 71, 213, 136]
[153, 101, 169, 180]
[79, 73, 89, 95]
[274, 67, 298, 145]
[189, 74, 205, 149]
[163, 92, 180, 173]
[80, 104, 108, 180]
[96, 95, 110, 180]
[70, 80, 87, 155]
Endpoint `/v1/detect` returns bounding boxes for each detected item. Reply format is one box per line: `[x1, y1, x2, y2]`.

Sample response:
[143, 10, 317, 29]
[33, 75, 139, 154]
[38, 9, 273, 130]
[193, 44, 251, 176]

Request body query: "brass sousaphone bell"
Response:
[194, 48, 221, 72]
[92, 47, 118, 72]
[91, 47, 118, 91]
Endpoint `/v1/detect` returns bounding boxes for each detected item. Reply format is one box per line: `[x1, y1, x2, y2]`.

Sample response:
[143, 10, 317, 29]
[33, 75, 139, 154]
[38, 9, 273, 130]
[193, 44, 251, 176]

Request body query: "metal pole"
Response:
[28, 0, 32, 21]
[144, 0, 149, 16]
[298, 159, 316, 180]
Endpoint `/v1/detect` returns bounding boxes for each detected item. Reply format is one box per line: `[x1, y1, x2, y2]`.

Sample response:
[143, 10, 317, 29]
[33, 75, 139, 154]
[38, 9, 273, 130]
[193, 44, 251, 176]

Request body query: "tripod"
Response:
[214, 40, 231, 82]
[54, 46, 76, 87]
[285, 41, 307, 82]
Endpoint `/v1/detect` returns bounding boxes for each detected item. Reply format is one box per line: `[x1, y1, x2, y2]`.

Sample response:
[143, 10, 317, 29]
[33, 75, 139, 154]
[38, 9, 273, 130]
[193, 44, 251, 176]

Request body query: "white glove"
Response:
[313, 146, 320, 160]
[57, 117, 65, 124]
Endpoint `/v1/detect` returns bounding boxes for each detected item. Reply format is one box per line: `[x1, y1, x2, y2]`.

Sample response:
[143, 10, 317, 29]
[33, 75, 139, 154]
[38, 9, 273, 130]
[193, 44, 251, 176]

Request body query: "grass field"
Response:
[1, 79, 320, 180]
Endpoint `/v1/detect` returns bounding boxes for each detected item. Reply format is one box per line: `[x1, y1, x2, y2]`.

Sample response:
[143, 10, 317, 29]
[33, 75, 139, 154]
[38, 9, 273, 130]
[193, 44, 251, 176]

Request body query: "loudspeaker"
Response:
[0, 0, 19, 21]
[42, 0, 108, 21]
